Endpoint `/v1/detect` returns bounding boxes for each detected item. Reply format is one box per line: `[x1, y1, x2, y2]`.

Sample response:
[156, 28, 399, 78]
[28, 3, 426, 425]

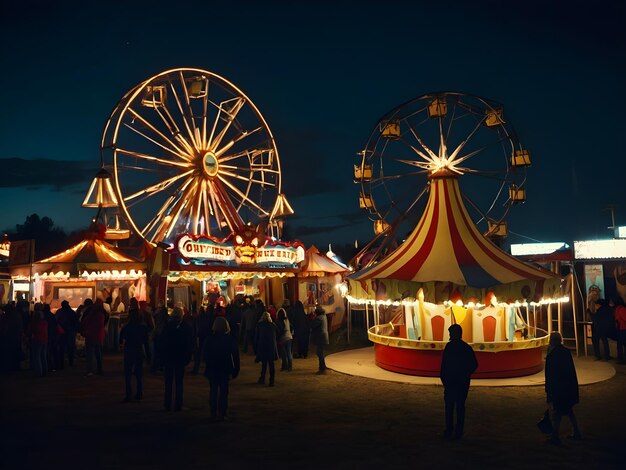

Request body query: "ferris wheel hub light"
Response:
[202, 151, 219, 177]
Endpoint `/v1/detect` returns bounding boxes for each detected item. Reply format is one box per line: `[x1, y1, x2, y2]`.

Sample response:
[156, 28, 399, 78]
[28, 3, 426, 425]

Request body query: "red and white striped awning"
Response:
[351, 173, 557, 288]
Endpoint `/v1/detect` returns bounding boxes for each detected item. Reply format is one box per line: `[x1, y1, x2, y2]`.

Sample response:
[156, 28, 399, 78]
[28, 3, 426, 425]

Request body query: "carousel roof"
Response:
[350, 173, 557, 288]
[300, 245, 350, 277]
[37, 238, 139, 264]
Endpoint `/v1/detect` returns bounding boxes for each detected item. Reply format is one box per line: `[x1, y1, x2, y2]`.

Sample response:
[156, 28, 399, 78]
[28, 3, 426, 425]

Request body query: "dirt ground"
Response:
[1, 332, 623, 470]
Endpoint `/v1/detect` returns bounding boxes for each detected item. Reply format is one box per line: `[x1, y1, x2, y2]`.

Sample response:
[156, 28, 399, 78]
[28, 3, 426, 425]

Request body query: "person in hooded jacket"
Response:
[545, 332, 582, 445]
[440, 324, 478, 440]
[591, 299, 612, 361]
[120, 308, 151, 402]
[56, 300, 79, 368]
[203, 316, 240, 421]
[255, 311, 278, 386]
[161, 307, 194, 411]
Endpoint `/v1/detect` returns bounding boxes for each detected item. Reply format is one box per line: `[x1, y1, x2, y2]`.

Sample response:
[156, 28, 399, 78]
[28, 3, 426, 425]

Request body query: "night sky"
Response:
[1, 0, 625, 251]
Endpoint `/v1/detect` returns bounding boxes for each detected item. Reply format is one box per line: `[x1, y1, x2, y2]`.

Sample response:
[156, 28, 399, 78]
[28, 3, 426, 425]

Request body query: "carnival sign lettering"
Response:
[177, 235, 235, 262]
[256, 246, 303, 264]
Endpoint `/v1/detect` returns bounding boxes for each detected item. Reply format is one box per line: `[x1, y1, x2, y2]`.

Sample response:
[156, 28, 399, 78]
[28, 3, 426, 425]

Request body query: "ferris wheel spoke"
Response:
[217, 174, 269, 216]
[166, 73, 200, 149]
[116, 148, 190, 169]
[142, 194, 176, 238]
[207, 97, 246, 152]
[126, 108, 192, 161]
[370, 170, 428, 182]
[404, 128, 438, 162]
[123, 169, 195, 203]
[447, 117, 486, 164]
[456, 167, 509, 181]
[391, 158, 433, 170]
[220, 169, 276, 187]
[215, 127, 265, 160]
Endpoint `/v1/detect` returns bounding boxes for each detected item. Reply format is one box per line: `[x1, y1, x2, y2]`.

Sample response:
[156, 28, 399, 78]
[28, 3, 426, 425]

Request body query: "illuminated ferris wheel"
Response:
[355, 92, 531, 239]
[100, 67, 290, 246]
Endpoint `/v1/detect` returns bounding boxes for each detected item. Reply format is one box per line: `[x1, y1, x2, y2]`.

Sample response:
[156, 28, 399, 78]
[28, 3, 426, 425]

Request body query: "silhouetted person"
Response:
[151, 300, 169, 373]
[120, 309, 150, 402]
[26, 308, 48, 377]
[591, 299, 612, 360]
[161, 307, 194, 411]
[193, 306, 212, 374]
[545, 332, 581, 445]
[609, 296, 626, 364]
[310, 306, 329, 374]
[440, 324, 478, 440]
[56, 300, 79, 368]
[203, 316, 240, 421]
[292, 300, 310, 359]
[241, 297, 257, 354]
[0, 303, 23, 373]
[43, 304, 60, 371]
[276, 307, 294, 371]
[255, 311, 277, 386]
[81, 298, 106, 376]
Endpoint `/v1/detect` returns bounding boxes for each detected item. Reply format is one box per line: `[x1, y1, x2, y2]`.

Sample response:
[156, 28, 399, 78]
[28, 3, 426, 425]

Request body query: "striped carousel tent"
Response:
[348, 170, 560, 304]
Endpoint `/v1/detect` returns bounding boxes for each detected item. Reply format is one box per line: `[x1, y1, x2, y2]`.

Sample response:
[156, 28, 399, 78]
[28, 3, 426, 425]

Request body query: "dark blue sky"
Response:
[1, 0, 625, 249]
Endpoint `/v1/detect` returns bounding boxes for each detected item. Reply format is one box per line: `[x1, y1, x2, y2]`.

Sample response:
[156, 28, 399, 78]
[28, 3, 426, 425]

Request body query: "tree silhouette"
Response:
[8, 214, 68, 260]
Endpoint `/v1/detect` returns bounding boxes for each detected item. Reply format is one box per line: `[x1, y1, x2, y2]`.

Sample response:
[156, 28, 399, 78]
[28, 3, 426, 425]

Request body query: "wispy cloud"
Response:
[1, 158, 98, 189]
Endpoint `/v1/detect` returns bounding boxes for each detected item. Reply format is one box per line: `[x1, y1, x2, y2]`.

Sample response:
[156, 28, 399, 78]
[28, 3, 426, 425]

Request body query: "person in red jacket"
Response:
[81, 298, 106, 376]
[27, 308, 48, 377]
[610, 296, 626, 364]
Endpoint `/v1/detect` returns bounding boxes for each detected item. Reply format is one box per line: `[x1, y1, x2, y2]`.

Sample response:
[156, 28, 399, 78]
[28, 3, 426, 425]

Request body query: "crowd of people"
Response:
[0, 293, 330, 422]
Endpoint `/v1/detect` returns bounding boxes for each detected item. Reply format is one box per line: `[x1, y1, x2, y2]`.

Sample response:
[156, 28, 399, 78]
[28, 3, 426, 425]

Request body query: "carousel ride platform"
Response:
[325, 347, 616, 387]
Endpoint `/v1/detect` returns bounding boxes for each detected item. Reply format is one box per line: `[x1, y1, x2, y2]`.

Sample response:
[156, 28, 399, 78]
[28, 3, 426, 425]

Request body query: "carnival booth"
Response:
[347, 92, 567, 378]
[9, 231, 147, 311]
[297, 245, 349, 332]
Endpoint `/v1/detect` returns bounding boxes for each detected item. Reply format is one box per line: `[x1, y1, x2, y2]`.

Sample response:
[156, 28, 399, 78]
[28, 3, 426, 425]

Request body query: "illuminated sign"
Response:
[177, 235, 235, 262]
[574, 239, 626, 260]
[510, 242, 568, 256]
[176, 235, 305, 266]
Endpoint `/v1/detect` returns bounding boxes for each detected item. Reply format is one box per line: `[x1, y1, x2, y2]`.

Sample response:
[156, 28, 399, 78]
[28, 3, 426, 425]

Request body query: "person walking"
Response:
[203, 316, 240, 421]
[440, 323, 478, 440]
[310, 306, 329, 374]
[255, 311, 278, 386]
[545, 332, 582, 445]
[120, 309, 151, 402]
[609, 296, 626, 364]
[276, 307, 294, 371]
[292, 300, 310, 359]
[81, 298, 106, 376]
[161, 307, 194, 411]
[56, 300, 79, 368]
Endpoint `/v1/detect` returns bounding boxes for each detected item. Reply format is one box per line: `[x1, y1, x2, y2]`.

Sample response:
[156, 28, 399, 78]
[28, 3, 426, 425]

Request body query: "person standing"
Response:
[192, 306, 212, 375]
[609, 297, 626, 364]
[161, 307, 194, 411]
[56, 300, 79, 368]
[241, 297, 257, 354]
[203, 316, 240, 421]
[120, 309, 150, 402]
[591, 299, 612, 361]
[545, 332, 582, 445]
[151, 300, 169, 373]
[276, 307, 294, 371]
[292, 300, 310, 359]
[43, 304, 61, 371]
[310, 306, 329, 374]
[81, 298, 106, 376]
[26, 309, 48, 377]
[440, 324, 478, 440]
[255, 311, 278, 386]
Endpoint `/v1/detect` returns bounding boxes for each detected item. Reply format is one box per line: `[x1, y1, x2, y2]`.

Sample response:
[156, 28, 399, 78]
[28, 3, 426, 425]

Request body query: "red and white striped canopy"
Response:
[351, 173, 556, 288]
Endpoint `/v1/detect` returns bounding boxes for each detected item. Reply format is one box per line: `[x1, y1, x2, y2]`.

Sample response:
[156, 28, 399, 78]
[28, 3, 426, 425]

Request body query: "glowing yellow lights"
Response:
[202, 151, 219, 177]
